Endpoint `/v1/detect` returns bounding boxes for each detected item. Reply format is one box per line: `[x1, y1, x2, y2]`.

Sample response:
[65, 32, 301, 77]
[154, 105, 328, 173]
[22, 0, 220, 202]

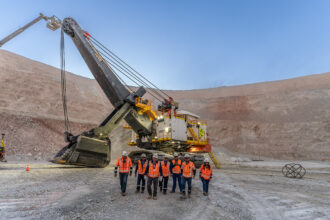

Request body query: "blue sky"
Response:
[1, 0, 330, 90]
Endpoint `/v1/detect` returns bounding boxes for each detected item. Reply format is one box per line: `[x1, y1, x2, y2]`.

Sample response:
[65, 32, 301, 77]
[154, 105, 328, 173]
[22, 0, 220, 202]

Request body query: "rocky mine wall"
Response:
[1, 49, 329, 161]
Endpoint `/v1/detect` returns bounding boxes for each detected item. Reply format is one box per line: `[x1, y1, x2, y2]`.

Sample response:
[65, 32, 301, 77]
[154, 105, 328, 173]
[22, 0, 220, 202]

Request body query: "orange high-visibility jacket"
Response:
[137, 160, 148, 174]
[116, 156, 132, 173]
[161, 161, 170, 177]
[200, 164, 213, 180]
[147, 161, 160, 178]
[171, 159, 182, 174]
[181, 161, 196, 178]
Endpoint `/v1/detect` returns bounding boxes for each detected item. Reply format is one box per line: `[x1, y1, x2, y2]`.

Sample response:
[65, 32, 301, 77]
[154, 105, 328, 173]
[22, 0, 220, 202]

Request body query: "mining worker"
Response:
[199, 158, 213, 196]
[144, 154, 162, 200]
[181, 154, 196, 199]
[159, 155, 170, 194]
[0, 133, 6, 162]
[135, 153, 148, 193]
[170, 153, 182, 193]
[114, 151, 133, 196]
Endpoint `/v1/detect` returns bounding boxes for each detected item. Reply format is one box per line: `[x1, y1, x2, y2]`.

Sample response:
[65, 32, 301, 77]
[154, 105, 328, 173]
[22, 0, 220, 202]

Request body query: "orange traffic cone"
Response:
[26, 164, 30, 171]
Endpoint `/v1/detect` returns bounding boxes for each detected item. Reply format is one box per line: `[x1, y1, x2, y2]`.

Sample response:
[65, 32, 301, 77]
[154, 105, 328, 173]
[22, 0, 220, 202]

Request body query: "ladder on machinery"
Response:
[208, 152, 221, 169]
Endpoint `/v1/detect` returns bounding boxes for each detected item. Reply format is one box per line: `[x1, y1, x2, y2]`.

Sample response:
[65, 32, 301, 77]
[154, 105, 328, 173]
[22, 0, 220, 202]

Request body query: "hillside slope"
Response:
[0, 49, 329, 161]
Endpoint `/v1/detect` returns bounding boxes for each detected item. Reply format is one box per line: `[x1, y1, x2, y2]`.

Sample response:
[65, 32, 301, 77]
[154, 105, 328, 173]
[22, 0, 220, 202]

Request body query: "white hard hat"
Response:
[184, 154, 190, 158]
[141, 153, 146, 158]
[153, 154, 158, 159]
[122, 151, 128, 156]
[164, 155, 169, 158]
[204, 158, 210, 163]
[173, 153, 178, 157]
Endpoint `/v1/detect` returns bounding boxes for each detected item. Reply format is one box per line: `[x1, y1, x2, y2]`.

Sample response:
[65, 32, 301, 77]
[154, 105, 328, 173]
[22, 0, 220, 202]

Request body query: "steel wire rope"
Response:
[96, 49, 163, 101]
[60, 29, 71, 133]
[89, 36, 170, 98]
[91, 39, 165, 101]
[96, 49, 162, 102]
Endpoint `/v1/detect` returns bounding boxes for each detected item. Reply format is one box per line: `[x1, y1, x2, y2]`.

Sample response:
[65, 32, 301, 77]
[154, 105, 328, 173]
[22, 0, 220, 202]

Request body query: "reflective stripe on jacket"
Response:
[161, 161, 170, 177]
[181, 161, 196, 178]
[116, 156, 132, 173]
[138, 160, 148, 174]
[200, 164, 213, 180]
[148, 161, 160, 178]
[171, 159, 182, 174]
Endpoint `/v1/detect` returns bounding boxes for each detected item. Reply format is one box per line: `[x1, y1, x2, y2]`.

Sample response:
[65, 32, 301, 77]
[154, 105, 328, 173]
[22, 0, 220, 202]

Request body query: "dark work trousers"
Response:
[201, 178, 210, 193]
[182, 177, 192, 194]
[147, 177, 158, 197]
[119, 173, 128, 193]
[159, 176, 169, 192]
[172, 173, 182, 192]
[136, 174, 146, 192]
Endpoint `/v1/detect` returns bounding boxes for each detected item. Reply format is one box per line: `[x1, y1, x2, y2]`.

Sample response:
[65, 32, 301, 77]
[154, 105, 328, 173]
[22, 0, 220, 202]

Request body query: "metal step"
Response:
[208, 152, 221, 169]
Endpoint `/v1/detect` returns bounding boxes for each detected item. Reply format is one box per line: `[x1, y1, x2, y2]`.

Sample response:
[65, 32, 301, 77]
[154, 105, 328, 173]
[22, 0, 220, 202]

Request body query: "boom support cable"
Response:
[97, 49, 162, 102]
[89, 36, 170, 99]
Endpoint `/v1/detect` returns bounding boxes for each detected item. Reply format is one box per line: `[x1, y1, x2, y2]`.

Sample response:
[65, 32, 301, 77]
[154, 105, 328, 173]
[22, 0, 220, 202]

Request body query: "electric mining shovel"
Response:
[1, 15, 214, 168]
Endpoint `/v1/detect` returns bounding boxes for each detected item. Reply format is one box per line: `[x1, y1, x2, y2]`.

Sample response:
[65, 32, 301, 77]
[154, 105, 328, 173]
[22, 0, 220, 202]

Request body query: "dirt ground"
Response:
[0, 160, 329, 220]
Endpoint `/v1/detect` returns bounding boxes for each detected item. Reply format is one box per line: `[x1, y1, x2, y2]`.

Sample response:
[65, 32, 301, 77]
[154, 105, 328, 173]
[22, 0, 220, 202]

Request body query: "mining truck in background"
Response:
[0, 14, 213, 168]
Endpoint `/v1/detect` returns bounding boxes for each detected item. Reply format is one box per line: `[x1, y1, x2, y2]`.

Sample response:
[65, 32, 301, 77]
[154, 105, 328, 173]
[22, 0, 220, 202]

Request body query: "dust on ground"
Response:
[0, 160, 329, 220]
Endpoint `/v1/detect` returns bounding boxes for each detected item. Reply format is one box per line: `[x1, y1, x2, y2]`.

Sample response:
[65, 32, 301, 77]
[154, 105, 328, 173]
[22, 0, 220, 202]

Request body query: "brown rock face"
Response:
[0, 49, 329, 161]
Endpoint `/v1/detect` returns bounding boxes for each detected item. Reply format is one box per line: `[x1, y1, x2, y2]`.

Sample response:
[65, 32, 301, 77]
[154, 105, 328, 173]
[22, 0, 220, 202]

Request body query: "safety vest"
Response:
[161, 161, 170, 177]
[181, 161, 195, 178]
[200, 164, 213, 180]
[116, 156, 132, 173]
[148, 161, 160, 178]
[138, 160, 148, 174]
[0, 140, 5, 153]
[171, 159, 182, 174]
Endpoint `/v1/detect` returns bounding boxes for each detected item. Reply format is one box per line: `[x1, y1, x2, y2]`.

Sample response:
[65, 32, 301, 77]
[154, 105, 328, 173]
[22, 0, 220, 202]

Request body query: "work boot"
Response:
[147, 195, 152, 199]
[141, 190, 144, 194]
[170, 190, 175, 193]
[206, 192, 208, 196]
[180, 192, 186, 199]
[135, 189, 140, 193]
[188, 193, 191, 198]
[163, 191, 166, 195]
[153, 196, 157, 200]
[121, 192, 126, 196]
[203, 192, 206, 196]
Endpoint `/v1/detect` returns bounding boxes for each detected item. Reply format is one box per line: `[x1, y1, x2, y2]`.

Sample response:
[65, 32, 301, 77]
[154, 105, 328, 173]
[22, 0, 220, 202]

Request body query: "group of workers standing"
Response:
[114, 151, 213, 200]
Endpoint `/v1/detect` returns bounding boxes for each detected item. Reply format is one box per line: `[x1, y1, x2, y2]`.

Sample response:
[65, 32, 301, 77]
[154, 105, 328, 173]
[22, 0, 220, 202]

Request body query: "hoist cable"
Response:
[60, 29, 70, 133]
